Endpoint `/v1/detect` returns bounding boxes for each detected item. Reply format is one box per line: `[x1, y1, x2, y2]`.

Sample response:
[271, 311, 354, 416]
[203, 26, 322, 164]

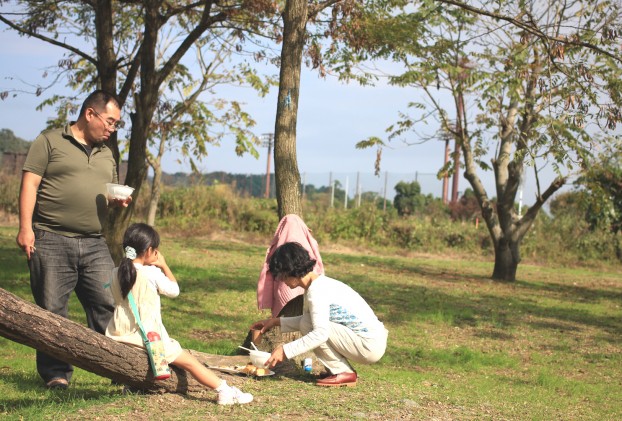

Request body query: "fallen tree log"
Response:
[0, 287, 248, 394]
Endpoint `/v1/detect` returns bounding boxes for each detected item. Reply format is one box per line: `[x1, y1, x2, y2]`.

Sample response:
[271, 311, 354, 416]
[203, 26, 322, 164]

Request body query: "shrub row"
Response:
[0, 176, 618, 267]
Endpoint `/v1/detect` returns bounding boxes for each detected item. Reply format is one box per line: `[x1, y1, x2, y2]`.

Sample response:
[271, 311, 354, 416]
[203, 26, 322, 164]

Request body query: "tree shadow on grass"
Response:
[177, 238, 264, 258]
[514, 278, 622, 304]
[328, 251, 622, 305]
[337, 258, 622, 346]
[172, 248, 622, 347]
[4, 234, 621, 363]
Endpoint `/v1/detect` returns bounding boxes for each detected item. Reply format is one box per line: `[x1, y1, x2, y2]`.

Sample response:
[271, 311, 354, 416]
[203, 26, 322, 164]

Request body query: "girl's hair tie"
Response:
[124, 246, 137, 260]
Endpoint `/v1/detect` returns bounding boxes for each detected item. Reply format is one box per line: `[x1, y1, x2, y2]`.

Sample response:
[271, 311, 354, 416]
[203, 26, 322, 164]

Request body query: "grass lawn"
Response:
[1, 223, 621, 420]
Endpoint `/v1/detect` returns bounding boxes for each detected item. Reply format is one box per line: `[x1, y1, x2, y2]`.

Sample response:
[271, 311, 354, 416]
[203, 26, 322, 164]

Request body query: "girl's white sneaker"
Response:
[217, 386, 253, 405]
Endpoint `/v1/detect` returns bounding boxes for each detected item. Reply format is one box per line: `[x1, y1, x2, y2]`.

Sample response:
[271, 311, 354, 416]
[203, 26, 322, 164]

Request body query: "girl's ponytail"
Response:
[118, 256, 137, 299]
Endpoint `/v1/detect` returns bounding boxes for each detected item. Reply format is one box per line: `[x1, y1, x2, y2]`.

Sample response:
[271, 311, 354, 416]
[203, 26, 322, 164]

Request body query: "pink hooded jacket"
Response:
[257, 214, 324, 317]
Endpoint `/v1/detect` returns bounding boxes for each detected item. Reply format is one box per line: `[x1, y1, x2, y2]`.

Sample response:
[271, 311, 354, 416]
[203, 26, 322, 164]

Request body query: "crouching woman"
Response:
[251, 242, 388, 387]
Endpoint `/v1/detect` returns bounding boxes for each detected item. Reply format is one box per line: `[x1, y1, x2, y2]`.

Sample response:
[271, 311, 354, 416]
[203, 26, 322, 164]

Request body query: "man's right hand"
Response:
[16, 227, 36, 260]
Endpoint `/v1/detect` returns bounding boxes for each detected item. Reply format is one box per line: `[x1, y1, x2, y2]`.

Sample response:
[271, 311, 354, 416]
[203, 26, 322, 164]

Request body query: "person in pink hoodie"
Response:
[251, 242, 388, 387]
[257, 214, 324, 318]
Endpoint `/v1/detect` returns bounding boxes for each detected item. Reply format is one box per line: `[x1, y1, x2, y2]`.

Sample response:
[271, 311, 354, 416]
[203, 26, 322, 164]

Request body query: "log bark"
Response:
[0, 288, 248, 393]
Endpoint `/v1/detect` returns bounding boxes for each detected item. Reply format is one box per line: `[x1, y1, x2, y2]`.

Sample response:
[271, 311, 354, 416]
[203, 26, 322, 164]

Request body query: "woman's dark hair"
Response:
[118, 223, 160, 299]
[268, 242, 316, 280]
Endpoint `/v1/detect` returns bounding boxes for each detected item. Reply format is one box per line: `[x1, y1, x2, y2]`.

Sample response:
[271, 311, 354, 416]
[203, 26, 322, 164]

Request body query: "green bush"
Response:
[520, 210, 620, 265]
[445, 232, 466, 248]
[238, 208, 279, 234]
[388, 219, 422, 249]
[0, 173, 20, 214]
[155, 184, 279, 235]
[0, 175, 618, 267]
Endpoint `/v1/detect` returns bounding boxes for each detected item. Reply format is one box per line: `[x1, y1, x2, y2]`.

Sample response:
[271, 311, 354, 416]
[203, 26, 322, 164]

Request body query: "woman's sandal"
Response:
[46, 377, 69, 390]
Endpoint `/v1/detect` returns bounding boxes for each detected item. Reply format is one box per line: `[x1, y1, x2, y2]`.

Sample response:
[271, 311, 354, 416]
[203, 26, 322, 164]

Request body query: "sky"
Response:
[0, 25, 568, 205]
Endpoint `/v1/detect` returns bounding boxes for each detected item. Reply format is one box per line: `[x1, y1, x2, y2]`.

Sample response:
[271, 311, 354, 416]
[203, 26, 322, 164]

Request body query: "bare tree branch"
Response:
[434, 0, 622, 64]
[0, 15, 97, 66]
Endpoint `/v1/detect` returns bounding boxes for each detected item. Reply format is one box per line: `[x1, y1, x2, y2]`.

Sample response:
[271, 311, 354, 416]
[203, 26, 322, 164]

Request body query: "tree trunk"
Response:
[94, 0, 124, 263]
[99, 3, 228, 262]
[146, 162, 163, 227]
[273, 0, 307, 219]
[0, 288, 247, 394]
[104, 111, 157, 264]
[94, 0, 120, 165]
[491, 238, 520, 281]
[104, 7, 159, 264]
[146, 126, 169, 227]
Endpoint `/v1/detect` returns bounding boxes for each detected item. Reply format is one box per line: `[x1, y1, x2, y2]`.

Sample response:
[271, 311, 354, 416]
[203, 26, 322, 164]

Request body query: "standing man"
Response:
[16, 90, 131, 389]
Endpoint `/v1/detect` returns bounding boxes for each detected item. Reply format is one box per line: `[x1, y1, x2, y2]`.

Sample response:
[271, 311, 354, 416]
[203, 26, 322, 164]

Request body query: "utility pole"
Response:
[452, 92, 463, 204]
[518, 169, 525, 216]
[452, 56, 475, 204]
[262, 133, 274, 198]
[440, 135, 451, 204]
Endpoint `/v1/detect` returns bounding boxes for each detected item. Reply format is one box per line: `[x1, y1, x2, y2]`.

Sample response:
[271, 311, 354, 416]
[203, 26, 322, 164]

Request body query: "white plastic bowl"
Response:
[106, 183, 134, 200]
[249, 350, 271, 367]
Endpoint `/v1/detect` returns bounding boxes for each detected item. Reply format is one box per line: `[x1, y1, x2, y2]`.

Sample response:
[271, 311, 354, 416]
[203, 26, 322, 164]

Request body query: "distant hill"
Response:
[0, 129, 31, 153]
[158, 170, 335, 200]
[161, 171, 271, 197]
[0, 129, 327, 199]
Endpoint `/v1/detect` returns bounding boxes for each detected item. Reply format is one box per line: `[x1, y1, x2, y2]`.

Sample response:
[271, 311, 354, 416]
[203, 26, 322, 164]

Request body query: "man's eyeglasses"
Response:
[91, 108, 125, 131]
